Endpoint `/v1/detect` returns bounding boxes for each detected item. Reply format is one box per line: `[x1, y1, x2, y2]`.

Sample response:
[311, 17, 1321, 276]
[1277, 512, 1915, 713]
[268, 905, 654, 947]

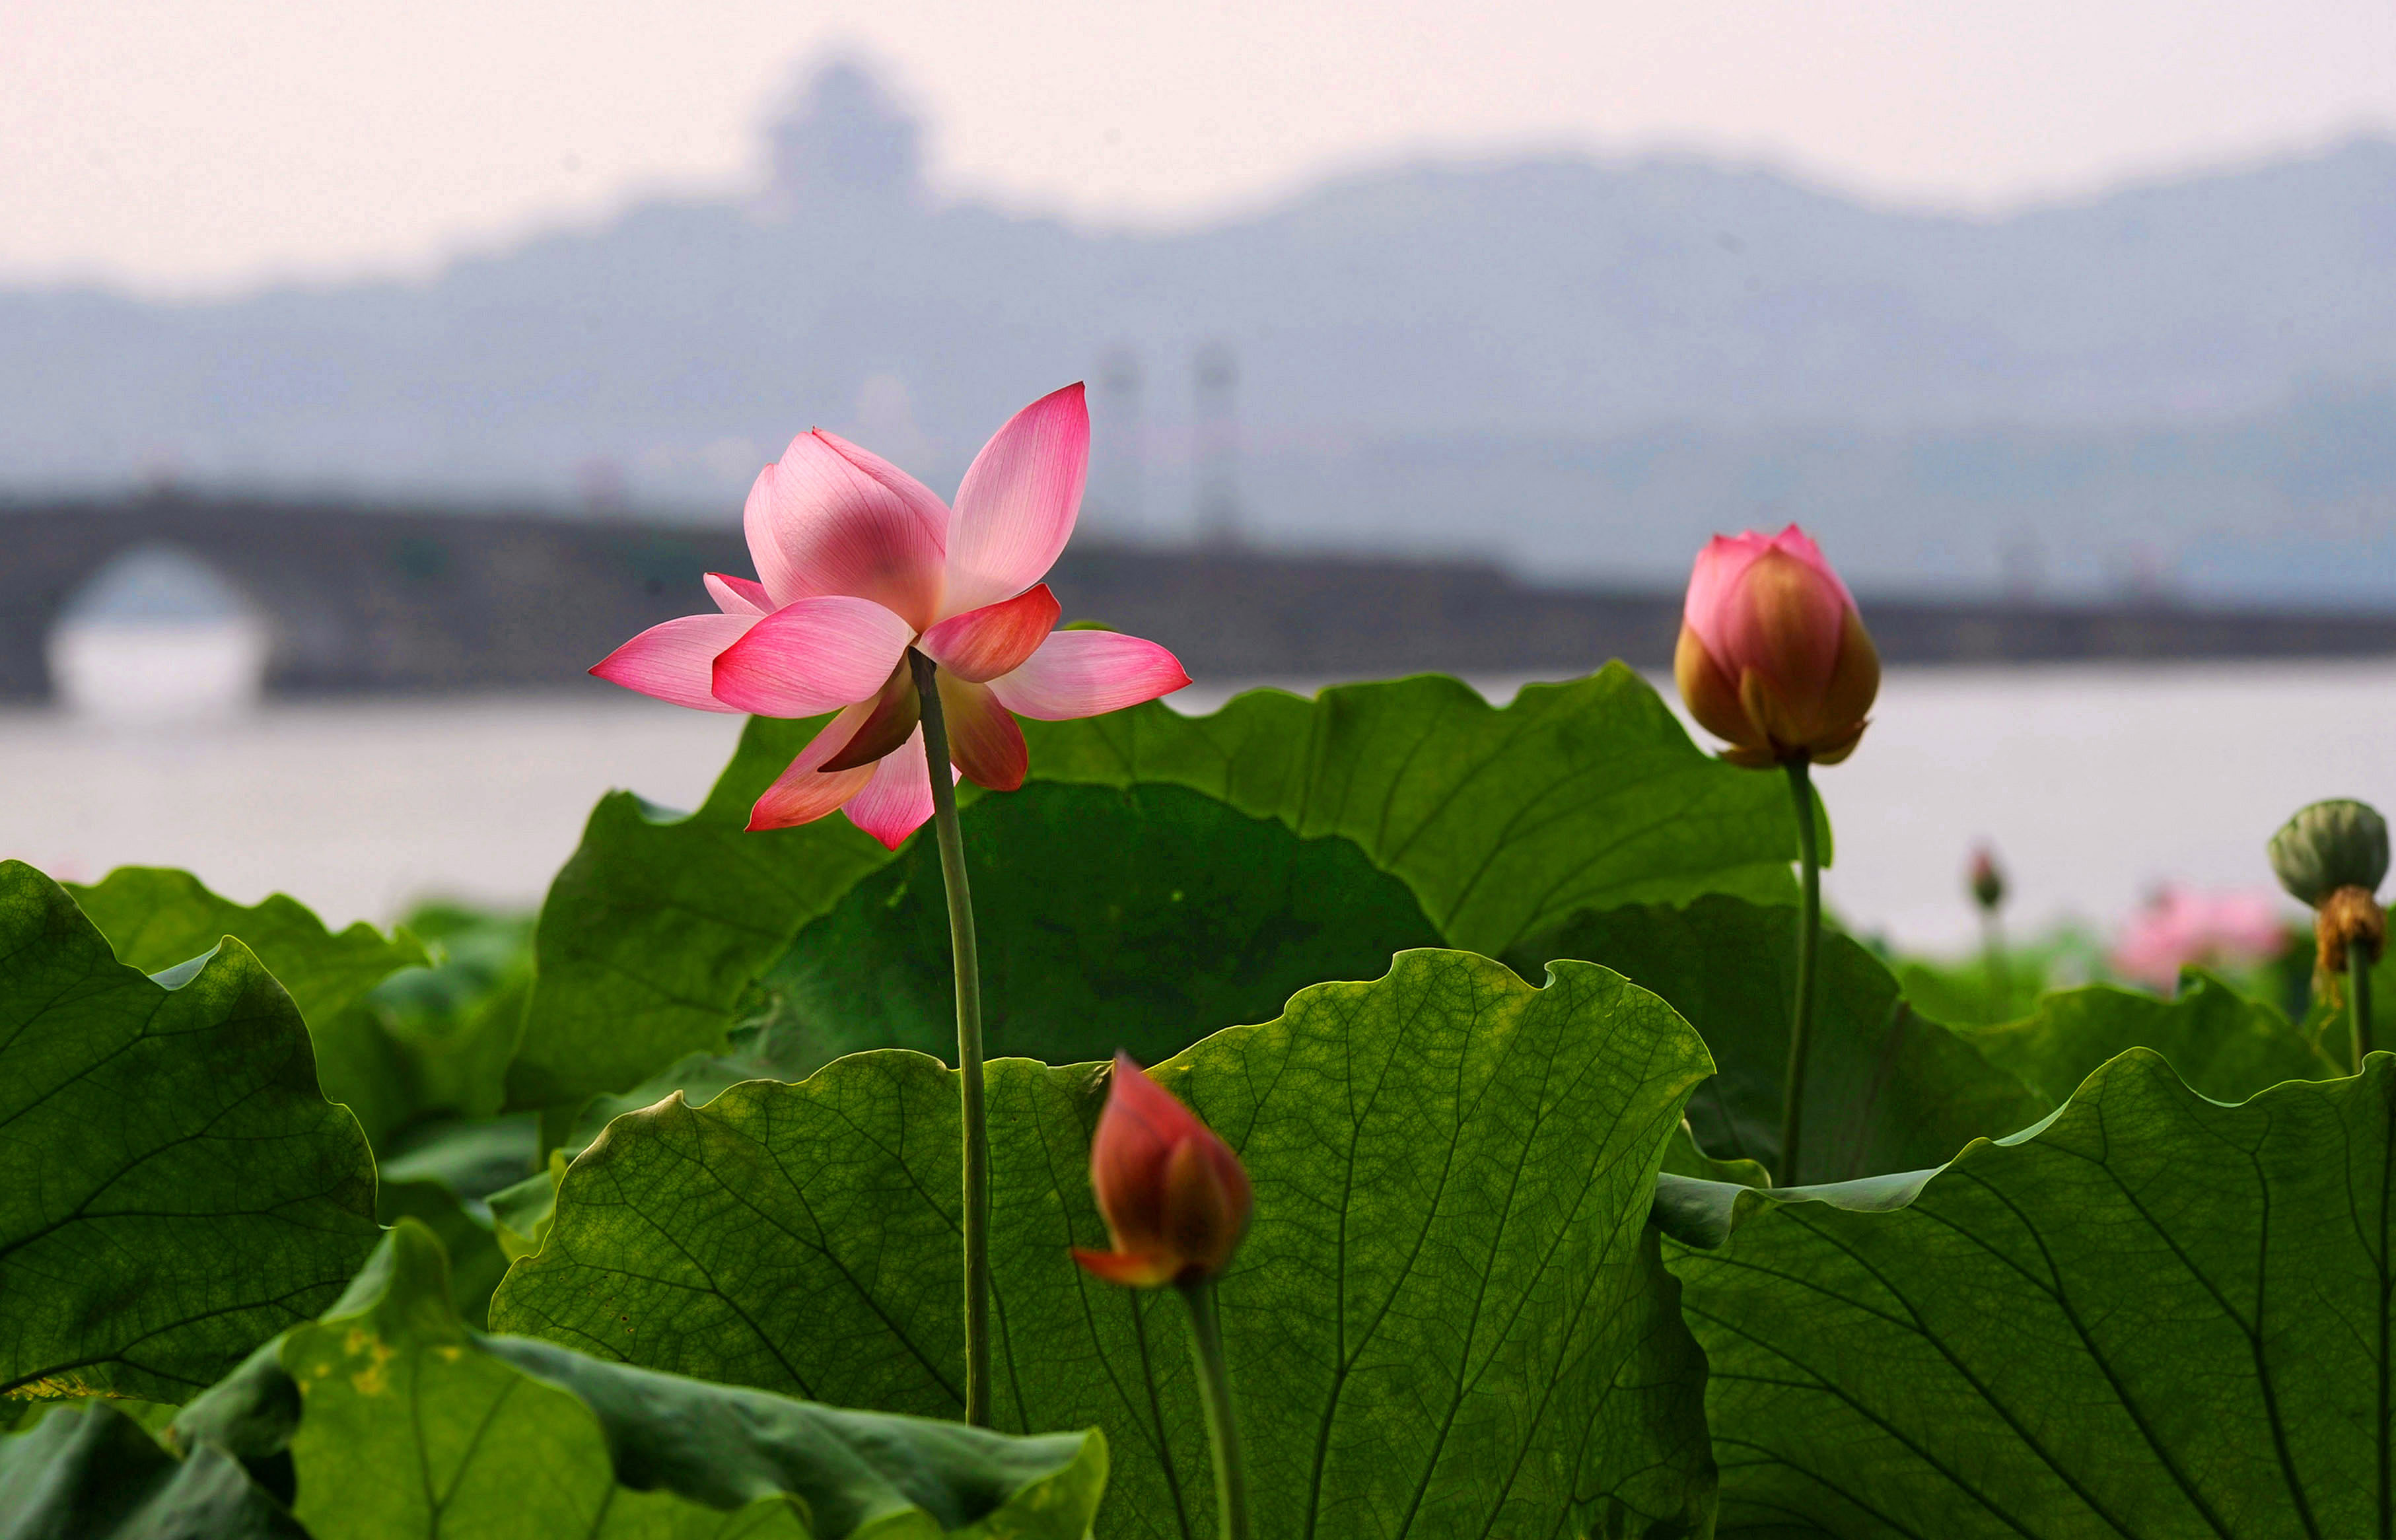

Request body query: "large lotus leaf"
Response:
[369, 1182, 511, 1335]
[1657, 1120, 1773, 1188]
[373, 1115, 543, 1214]
[345, 903, 537, 1138]
[0, 1395, 179, 1438]
[494, 950, 1720, 1538]
[556, 783, 1441, 1151]
[1014, 666, 1814, 944]
[352, 909, 546, 1325]
[1893, 954, 2057, 1030]
[507, 711, 888, 1111]
[515, 668, 1804, 1113]
[0, 1400, 304, 1540]
[172, 1220, 1106, 1540]
[1658, 1049, 2396, 1537]
[67, 866, 428, 1026]
[364, 903, 534, 1049]
[61, 867, 515, 1148]
[1510, 895, 2049, 1183]
[0, 861, 380, 1404]
[1960, 972, 2344, 1107]
[371, 1113, 544, 1328]
[748, 781, 1442, 1073]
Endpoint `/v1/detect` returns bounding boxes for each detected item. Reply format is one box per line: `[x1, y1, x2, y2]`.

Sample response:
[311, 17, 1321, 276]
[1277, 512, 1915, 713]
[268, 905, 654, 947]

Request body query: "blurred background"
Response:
[6, 0, 2395, 968]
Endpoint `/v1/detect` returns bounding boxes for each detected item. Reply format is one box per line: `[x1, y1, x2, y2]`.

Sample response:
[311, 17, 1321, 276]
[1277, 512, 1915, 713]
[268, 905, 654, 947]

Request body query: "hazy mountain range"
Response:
[6, 62, 2395, 599]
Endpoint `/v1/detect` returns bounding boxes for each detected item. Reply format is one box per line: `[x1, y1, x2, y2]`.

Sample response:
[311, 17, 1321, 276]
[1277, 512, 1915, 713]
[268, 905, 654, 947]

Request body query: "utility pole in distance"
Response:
[1094, 346, 1145, 535]
[1193, 341, 1241, 548]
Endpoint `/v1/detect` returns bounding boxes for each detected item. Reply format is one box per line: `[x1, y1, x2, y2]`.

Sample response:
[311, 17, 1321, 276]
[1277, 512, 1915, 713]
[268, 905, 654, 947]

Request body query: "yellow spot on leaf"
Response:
[347, 1339, 397, 1396]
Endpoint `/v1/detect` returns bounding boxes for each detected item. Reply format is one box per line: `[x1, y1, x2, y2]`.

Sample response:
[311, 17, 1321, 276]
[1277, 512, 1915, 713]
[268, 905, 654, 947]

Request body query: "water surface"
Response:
[5, 660, 2387, 957]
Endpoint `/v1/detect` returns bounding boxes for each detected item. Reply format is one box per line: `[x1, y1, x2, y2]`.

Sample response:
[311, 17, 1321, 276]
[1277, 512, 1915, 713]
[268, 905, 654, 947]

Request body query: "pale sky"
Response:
[7, 0, 2395, 296]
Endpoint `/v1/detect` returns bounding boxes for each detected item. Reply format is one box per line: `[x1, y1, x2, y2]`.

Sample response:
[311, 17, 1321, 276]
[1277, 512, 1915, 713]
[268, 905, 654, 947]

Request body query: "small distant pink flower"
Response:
[591, 384, 1189, 847]
[2109, 886, 2291, 989]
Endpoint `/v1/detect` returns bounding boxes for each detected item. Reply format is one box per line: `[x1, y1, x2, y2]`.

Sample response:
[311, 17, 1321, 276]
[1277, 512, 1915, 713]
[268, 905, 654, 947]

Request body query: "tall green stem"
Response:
[2351, 944, 2375, 1074]
[910, 650, 991, 1428]
[1178, 1277, 1251, 1540]
[1980, 912, 2010, 1023]
[1780, 758, 1820, 1187]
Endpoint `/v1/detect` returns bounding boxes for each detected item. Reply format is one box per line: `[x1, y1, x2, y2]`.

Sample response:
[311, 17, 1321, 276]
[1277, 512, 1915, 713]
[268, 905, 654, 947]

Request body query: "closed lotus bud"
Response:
[2269, 799, 2389, 909]
[1674, 525, 1880, 769]
[1072, 1053, 1252, 1289]
[1969, 845, 2006, 913]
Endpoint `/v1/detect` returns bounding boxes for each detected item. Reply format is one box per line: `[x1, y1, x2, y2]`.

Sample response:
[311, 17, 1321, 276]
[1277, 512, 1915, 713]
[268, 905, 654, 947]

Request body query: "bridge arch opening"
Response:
[47, 543, 271, 722]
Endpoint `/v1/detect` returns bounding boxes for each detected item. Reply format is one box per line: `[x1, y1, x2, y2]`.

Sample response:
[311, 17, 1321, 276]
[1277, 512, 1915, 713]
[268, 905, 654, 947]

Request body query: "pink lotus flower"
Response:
[2109, 886, 2291, 989]
[592, 384, 1189, 847]
[1674, 524, 1880, 768]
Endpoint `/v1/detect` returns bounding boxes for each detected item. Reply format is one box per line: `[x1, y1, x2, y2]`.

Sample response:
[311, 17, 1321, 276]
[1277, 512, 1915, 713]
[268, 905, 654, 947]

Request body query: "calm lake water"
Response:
[7, 660, 2391, 957]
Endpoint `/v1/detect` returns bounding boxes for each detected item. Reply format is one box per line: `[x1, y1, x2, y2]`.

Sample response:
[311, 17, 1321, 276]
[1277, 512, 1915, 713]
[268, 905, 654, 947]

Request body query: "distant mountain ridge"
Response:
[5, 63, 2393, 596]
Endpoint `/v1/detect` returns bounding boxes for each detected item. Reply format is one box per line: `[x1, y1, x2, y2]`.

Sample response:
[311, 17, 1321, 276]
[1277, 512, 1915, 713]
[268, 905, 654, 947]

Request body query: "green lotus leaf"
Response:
[487, 1151, 571, 1265]
[1656, 1119, 1773, 1187]
[371, 1112, 543, 1327]
[505, 711, 887, 1111]
[67, 865, 428, 1027]
[494, 949, 1720, 1537]
[746, 780, 1444, 1074]
[552, 781, 1441, 1163]
[1661, 1048, 2395, 1536]
[172, 1220, 1106, 1539]
[1015, 666, 1816, 945]
[514, 667, 1806, 1113]
[0, 1399, 304, 1539]
[1958, 971, 2343, 1107]
[349, 903, 537, 1138]
[1511, 895, 2050, 1182]
[0, 861, 380, 1405]
[64, 867, 526, 1148]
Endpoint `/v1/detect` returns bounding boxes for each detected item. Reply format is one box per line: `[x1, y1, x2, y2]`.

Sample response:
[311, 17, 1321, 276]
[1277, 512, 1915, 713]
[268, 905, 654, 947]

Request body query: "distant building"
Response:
[758, 58, 924, 217]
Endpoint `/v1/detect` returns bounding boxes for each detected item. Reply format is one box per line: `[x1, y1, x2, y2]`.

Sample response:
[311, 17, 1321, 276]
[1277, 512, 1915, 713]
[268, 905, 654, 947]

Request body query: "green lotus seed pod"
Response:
[2269, 798, 2389, 907]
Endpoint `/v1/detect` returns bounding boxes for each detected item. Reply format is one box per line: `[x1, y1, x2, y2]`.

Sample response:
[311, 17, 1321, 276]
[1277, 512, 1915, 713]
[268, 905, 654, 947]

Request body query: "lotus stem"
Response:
[1781, 758, 1820, 1185]
[1981, 911, 2010, 1023]
[1178, 1276, 1252, 1540]
[910, 648, 991, 1428]
[2352, 945, 2374, 1073]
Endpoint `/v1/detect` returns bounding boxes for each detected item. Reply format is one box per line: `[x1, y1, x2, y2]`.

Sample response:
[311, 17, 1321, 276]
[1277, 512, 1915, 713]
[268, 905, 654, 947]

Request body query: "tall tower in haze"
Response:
[758, 58, 924, 217]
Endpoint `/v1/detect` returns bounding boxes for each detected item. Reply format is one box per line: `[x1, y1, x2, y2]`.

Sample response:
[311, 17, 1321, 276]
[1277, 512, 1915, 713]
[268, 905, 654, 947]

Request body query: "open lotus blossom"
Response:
[1073, 1053, 1252, 1289]
[1675, 524, 1880, 767]
[2109, 886, 2290, 990]
[591, 384, 1189, 847]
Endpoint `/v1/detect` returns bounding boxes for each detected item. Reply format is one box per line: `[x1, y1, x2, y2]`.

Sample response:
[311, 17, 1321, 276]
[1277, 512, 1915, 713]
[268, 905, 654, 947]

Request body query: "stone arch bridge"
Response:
[7, 493, 2394, 699]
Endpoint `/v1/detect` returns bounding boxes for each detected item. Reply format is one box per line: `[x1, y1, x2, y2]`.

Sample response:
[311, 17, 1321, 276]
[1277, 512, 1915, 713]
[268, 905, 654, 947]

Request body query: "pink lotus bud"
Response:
[1674, 525, 1880, 768]
[1969, 845, 2006, 912]
[1072, 1053, 1251, 1289]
